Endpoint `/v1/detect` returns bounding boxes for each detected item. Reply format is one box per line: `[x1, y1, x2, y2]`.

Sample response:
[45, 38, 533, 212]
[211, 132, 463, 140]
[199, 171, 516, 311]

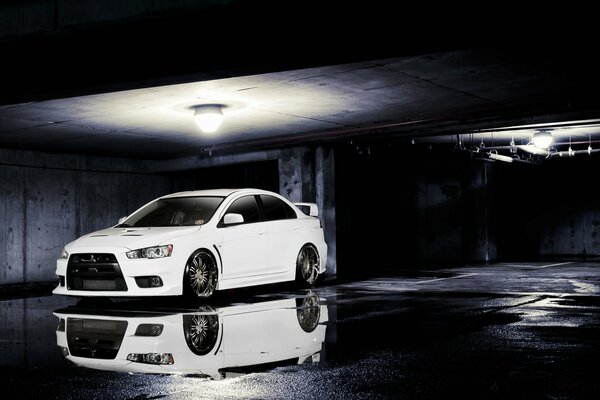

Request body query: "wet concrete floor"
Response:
[1, 261, 599, 399]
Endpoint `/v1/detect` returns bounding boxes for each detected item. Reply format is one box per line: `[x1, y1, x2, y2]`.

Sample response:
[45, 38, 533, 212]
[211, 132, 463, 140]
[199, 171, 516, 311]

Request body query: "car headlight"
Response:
[126, 244, 173, 259]
[58, 248, 69, 260]
[127, 353, 174, 365]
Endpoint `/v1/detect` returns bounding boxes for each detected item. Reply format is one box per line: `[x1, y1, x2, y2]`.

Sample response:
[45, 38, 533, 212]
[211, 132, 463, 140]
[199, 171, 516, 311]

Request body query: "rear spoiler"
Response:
[294, 202, 319, 217]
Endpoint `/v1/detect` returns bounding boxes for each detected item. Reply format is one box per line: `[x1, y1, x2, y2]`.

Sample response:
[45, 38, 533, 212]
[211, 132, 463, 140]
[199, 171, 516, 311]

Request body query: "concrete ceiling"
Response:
[2, 48, 600, 160]
[2, 1, 599, 161]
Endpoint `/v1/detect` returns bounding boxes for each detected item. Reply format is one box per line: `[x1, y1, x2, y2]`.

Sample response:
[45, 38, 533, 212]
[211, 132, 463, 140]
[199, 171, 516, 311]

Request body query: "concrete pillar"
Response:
[278, 146, 337, 276]
[278, 147, 307, 202]
[315, 146, 337, 276]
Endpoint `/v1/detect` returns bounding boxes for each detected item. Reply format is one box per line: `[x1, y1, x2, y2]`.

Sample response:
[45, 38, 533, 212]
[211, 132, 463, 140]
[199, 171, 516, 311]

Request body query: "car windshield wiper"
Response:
[116, 223, 131, 228]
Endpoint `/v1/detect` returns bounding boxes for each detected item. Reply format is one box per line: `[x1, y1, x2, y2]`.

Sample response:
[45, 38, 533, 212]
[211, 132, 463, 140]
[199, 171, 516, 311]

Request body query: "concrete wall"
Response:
[495, 156, 600, 260]
[414, 149, 600, 262]
[463, 160, 497, 261]
[415, 152, 497, 262]
[415, 152, 463, 262]
[0, 149, 178, 284]
[536, 159, 600, 259]
[335, 143, 498, 275]
[415, 150, 600, 262]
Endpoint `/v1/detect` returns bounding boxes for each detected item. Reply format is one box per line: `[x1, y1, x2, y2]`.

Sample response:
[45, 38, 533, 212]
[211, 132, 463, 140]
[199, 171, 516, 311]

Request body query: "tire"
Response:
[296, 244, 320, 286]
[296, 291, 321, 333]
[183, 307, 219, 356]
[184, 249, 218, 298]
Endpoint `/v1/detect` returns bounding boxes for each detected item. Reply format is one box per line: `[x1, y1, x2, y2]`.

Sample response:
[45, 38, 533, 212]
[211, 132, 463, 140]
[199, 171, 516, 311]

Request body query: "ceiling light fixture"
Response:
[193, 105, 224, 133]
[531, 130, 553, 149]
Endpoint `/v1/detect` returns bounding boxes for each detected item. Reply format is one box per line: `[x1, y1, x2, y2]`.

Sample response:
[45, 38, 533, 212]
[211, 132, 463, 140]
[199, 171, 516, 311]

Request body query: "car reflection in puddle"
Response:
[53, 292, 327, 380]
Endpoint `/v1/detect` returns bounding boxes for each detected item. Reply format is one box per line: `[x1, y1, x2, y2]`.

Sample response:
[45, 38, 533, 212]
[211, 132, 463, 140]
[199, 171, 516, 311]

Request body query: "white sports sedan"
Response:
[53, 189, 327, 297]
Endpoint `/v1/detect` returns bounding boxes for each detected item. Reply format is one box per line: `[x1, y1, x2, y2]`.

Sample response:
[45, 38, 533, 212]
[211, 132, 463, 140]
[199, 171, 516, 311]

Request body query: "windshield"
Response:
[119, 196, 225, 227]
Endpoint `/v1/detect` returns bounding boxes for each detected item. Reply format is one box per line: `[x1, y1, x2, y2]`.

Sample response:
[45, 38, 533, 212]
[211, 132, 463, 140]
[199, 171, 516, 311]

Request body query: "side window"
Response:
[225, 196, 261, 224]
[260, 195, 297, 221]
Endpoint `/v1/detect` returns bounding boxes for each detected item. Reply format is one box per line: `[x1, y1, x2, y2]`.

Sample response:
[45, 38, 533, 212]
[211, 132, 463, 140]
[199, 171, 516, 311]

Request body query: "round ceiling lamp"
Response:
[531, 130, 553, 149]
[193, 104, 224, 133]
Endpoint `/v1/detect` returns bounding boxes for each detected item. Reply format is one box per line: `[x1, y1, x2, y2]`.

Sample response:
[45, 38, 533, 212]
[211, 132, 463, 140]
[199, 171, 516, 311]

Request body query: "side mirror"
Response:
[223, 213, 244, 225]
[118, 216, 127, 225]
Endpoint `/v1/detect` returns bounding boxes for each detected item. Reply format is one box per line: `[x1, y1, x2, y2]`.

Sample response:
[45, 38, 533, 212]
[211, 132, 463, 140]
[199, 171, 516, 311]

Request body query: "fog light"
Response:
[135, 324, 164, 337]
[59, 346, 69, 357]
[127, 353, 174, 365]
[135, 276, 163, 288]
[151, 276, 162, 287]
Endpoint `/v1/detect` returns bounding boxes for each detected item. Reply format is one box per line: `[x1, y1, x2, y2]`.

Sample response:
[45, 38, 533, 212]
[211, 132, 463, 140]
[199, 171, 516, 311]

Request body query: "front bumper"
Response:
[53, 246, 184, 296]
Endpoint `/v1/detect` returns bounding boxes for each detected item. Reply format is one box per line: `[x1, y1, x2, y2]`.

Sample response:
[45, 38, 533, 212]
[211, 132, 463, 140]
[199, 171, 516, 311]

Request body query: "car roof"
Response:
[160, 188, 273, 199]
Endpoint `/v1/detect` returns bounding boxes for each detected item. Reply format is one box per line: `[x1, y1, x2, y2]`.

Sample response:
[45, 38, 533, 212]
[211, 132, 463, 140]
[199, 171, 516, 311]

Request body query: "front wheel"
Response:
[183, 307, 219, 356]
[296, 244, 320, 286]
[184, 249, 218, 298]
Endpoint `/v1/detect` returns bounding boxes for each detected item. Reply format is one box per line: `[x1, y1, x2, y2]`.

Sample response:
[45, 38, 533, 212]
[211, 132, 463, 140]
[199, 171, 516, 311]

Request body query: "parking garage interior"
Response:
[2, 1, 600, 399]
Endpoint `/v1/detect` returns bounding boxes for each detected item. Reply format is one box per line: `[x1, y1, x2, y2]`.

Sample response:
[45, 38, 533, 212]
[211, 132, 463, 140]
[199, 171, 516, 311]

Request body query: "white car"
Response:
[53, 189, 327, 297]
[54, 292, 328, 379]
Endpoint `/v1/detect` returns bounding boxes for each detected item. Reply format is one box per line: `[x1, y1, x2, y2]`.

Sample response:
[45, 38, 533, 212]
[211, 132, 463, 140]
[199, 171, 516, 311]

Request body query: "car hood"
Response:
[69, 226, 201, 250]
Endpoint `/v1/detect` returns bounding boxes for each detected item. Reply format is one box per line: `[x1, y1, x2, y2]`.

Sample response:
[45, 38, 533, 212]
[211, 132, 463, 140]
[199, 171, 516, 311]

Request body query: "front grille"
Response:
[67, 318, 128, 359]
[67, 253, 127, 291]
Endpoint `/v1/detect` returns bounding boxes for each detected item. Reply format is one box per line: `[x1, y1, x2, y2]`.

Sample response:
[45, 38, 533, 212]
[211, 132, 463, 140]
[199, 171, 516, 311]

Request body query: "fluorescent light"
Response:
[488, 152, 513, 163]
[532, 131, 553, 149]
[194, 105, 224, 133]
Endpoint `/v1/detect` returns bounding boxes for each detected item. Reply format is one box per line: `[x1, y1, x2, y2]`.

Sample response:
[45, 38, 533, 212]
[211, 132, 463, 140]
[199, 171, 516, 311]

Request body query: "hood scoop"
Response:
[90, 234, 108, 237]
[120, 233, 143, 236]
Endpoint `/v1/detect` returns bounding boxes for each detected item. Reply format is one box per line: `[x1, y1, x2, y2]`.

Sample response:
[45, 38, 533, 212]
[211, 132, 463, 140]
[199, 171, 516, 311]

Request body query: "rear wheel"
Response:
[296, 244, 320, 286]
[185, 249, 218, 298]
[296, 291, 321, 332]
